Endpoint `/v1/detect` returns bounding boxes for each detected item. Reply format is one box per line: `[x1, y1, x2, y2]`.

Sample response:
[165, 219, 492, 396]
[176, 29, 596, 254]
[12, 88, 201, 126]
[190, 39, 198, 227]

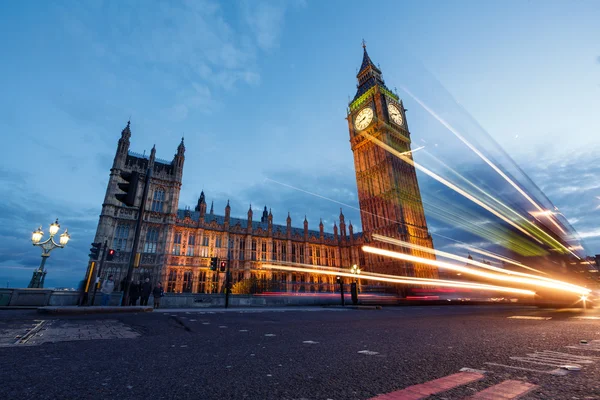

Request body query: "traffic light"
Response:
[210, 257, 218, 271]
[106, 249, 116, 261]
[220, 261, 227, 272]
[115, 170, 140, 207]
[89, 242, 101, 260]
[336, 276, 341, 284]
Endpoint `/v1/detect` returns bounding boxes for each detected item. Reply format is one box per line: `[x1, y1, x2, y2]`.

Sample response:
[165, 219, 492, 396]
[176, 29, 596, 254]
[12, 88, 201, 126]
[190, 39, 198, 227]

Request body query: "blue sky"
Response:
[1, 0, 599, 288]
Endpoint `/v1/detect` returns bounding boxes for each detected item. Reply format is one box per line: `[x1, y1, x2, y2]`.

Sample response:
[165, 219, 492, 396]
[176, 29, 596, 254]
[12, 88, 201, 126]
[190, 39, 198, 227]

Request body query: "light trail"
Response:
[362, 245, 590, 296]
[459, 244, 548, 275]
[360, 130, 541, 243]
[261, 263, 536, 295]
[361, 130, 580, 258]
[401, 86, 568, 237]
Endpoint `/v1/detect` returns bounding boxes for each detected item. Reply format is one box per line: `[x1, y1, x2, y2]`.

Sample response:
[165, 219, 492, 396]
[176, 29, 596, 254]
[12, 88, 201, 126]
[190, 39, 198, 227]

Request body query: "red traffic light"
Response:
[220, 261, 226, 272]
[106, 249, 116, 261]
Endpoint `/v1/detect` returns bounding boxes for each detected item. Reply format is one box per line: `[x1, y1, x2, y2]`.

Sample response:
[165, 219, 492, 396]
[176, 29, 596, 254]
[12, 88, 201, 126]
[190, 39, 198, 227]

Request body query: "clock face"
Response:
[388, 103, 403, 125]
[354, 107, 374, 130]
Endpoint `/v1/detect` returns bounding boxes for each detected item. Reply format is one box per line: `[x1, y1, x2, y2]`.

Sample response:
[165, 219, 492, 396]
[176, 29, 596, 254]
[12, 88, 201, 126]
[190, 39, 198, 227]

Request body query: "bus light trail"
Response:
[401, 86, 567, 237]
[460, 245, 548, 275]
[261, 264, 535, 295]
[361, 130, 579, 258]
[362, 246, 590, 296]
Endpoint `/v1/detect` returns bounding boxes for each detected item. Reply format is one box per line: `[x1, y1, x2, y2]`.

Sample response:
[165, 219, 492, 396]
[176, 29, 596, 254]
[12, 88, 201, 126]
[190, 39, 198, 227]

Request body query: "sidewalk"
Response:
[38, 306, 154, 315]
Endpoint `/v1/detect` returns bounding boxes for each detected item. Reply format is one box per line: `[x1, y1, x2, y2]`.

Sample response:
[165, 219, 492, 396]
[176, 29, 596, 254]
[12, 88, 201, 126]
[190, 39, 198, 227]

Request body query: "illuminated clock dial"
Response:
[387, 103, 403, 125]
[354, 107, 374, 130]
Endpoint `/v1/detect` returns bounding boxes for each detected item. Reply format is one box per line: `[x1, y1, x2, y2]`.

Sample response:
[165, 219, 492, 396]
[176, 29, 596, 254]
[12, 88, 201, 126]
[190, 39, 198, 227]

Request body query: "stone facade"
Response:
[90, 46, 437, 293]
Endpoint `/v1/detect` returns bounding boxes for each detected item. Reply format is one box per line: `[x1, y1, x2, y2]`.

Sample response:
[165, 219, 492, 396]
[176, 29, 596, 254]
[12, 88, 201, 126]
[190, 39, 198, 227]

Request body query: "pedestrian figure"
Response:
[153, 282, 164, 309]
[129, 280, 141, 306]
[100, 275, 115, 306]
[140, 278, 152, 306]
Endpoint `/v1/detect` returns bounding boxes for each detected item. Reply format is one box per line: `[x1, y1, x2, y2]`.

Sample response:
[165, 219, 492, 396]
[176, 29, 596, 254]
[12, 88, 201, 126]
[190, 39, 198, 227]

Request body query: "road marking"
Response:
[189, 319, 197, 321]
[570, 316, 600, 320]
[303, 340, 319, 344]
[507, 316, 552, 320]
[368, 371, 484, 400]
[358, 350, 379, 355]
[219, 326, 227, 328]
[466, 380, 537, 399]
[485, 363, 568, 376]
[460, 367, 487, 374]
[239, 329, 248, 332]
[202, 322, 210, 325]
[264, 333, 276, 337]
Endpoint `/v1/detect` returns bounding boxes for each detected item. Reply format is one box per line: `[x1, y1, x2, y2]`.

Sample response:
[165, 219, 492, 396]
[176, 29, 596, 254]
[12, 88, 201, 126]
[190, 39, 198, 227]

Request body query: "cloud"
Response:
[241, 0, 306, 51]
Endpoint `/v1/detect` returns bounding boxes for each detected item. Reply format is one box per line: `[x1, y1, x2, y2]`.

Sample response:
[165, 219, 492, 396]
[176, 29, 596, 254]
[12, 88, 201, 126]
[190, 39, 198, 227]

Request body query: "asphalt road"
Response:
[1, 305, 599, 399]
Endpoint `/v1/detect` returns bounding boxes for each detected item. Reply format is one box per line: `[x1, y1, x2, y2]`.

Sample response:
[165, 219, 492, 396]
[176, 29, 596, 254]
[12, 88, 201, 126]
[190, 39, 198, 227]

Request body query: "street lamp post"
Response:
[28, 219, 70, 288]
[350, 264, 361, 305]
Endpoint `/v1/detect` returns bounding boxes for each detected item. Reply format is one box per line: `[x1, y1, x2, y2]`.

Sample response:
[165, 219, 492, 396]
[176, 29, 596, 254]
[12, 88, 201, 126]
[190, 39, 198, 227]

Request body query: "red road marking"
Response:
[369, 372, 485, 400]
[467, 380, 537, 399]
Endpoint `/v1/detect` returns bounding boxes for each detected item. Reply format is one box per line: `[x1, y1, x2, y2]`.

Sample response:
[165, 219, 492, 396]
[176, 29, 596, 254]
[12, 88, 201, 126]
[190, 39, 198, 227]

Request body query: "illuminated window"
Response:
[113, 224, 129, 251]
[197, 271, 207, 293]
[167, 269, 177, 292]
[239, 239, 245, 260]
[173, 232, 182, 255]
[151, 189, 165, 212]
[144, 228, 159, 253]
[187, 234, 195, 256]
[182, 271, 193, 293]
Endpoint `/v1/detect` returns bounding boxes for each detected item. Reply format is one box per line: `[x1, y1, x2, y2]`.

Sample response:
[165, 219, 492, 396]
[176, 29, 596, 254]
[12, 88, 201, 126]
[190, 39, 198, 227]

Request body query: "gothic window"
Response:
[113, 224, 129, 251]
[197, 271, 207, 293]
[167, 269, 177, 293]
[281, 243, 287, 262]
[173, 232, 182, 255]
[239, 239, 245, 260]
[151, 189, 165, 212]
[316, 248, 321, 265]
[251, 240, 257, 261]
[144, 228, 159, 253]
[308, 247, 313, 264]
[215, 237, 222, 248]
[291, 245, 296, 262]
[272, 242, 277, 261]
[261, 242, 267, 261]
[182, 271, 193, 293]
[299, 245, 305, 264]
[202, 235, 209, 246]
[187, 234, 195, 256]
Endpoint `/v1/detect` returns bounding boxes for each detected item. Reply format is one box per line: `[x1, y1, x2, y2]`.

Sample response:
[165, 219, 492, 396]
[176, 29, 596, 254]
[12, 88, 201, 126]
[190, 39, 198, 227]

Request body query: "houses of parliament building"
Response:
[91, 46, 438, 294]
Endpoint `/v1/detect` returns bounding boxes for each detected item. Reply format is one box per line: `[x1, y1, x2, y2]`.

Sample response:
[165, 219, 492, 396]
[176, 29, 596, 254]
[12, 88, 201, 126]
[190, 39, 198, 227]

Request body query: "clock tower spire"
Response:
[347, 44, 438, 279]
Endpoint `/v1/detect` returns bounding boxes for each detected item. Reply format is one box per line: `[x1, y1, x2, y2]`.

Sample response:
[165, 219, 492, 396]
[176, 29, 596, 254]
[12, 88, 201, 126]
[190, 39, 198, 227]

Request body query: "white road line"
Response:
[570, 316, 600, 320]
[460, 367, 487, 374]
[507, 316, 552, 320]
[510, 357, 577, 368]
[264, 334, 276, 337]
[303, 340, 319, 344]
[485, 362, 568, 375]
[358, 350, 379, 355]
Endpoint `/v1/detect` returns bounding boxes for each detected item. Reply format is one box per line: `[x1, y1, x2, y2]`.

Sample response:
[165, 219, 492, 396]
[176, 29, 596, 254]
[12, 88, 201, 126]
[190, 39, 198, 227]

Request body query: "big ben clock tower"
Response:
[347, 42, 438, 279]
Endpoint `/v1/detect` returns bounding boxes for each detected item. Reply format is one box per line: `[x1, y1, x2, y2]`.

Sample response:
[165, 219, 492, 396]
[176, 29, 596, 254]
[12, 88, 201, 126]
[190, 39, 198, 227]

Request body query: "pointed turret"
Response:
[352, 40, 392, 103]
[333, 222, 338, 241]
[286, 212, 292, 239]
[149, 144, 156, 168]
[173, 136, 185, 181]
[339, 208, 347, 240]
[113, 120, 131, 168]
[247, 204, 253, 234]
[349, 220, 354, 245]
[267, 208, 273, 236]
[261, 205, 269, 223]
[195, 191, 207, 218]
[224, 200, 231, 228]
[319, 218, 324, 240]
[303, 216, 308, 240]
[209, 200, 214, 215]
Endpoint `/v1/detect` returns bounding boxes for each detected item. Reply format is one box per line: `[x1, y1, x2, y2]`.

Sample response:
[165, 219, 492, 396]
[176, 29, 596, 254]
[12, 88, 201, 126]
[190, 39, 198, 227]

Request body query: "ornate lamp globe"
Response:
[31, 227, 43, 244]
[49, 219, 60, 236]
[59, 229, 70, 246]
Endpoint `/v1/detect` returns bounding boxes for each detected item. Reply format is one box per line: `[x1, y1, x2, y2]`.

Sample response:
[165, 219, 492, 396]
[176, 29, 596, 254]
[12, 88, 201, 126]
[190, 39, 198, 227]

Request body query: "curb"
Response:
[37, 306, 154, 315]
